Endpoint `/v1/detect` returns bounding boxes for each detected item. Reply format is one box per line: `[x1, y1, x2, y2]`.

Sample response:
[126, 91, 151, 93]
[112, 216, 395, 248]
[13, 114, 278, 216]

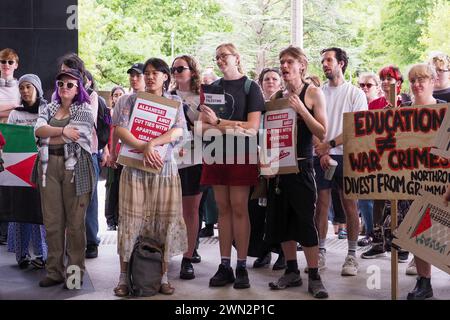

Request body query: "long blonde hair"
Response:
[216, 43, 244, 75]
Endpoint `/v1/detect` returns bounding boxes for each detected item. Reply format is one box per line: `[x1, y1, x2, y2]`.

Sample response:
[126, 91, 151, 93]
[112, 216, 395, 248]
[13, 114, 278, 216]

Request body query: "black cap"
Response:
[127, 63, 144, 74]
[56, 68, 82, 81]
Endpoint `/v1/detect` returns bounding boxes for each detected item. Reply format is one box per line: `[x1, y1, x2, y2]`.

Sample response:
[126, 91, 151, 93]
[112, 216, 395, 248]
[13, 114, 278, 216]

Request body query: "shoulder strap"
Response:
[244, 77, 252, 96]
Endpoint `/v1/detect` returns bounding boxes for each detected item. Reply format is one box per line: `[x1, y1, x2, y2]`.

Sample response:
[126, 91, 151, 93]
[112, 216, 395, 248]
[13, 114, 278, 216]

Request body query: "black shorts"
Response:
[265, 160, 319, 247]
[314, 155, 344, 191]
[179, 164, 204, 197]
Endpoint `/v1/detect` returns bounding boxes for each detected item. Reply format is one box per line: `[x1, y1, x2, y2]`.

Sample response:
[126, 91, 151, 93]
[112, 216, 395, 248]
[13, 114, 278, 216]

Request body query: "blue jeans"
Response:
[85, 153, 100, 246]
[358, 200, 374, 236]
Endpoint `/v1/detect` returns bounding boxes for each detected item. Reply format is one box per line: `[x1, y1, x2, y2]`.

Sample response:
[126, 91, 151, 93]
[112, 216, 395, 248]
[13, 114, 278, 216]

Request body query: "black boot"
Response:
[407, 277, 433, 300]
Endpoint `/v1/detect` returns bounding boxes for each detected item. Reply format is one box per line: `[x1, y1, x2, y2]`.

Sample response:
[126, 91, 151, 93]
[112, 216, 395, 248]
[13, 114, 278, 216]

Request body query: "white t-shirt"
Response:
[0, 85, 20, 111]
[322, 81, 368, 155]
[7, 109, 40, 126]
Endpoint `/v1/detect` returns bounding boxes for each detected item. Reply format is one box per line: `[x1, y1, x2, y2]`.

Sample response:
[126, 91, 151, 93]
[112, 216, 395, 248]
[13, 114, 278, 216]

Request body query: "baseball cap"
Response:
[127, 63, 144, 74]
[56, 68, 82, 81]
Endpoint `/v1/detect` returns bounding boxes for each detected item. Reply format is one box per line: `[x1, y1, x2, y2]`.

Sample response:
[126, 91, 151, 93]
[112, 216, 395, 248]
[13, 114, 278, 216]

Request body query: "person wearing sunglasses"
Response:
[368, 65, 407, 110]
[430, 53, 450, 102]
[358, 72, 380, 105]
[4, 74, 48, 270]
[112, 58, 188, 297]
[169, 55, 205, 280]
[33, 68, 94, 288]
[0, 48, 20, 123]
[197, 43, 265, 290]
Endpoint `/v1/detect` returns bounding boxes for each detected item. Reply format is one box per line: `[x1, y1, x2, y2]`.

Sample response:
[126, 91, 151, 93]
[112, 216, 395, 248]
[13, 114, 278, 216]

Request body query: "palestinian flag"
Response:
[0, 123, 37, 187]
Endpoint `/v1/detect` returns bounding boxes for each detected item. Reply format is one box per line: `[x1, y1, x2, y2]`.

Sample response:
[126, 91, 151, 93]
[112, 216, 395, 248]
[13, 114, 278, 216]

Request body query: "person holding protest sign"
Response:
[170, 54, 204, 280]
[314, 47, 368, 276]
[404, 63, 447, 300]
[264, 46, 328, 298]
[197, 43, 265, 289]
[6, 74, 48, 269]
[112, 58, 188, 296]
[34, 69, 94, 288]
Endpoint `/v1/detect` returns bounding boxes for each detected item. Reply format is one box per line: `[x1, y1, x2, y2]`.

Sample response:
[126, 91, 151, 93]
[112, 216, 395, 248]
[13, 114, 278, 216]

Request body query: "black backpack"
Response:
[95, 95, 112, 150]
[127, 236, 164, 297]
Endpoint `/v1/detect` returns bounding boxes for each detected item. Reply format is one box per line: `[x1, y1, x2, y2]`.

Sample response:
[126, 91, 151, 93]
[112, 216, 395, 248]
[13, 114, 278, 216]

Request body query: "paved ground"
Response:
[0, 180, 448, 300]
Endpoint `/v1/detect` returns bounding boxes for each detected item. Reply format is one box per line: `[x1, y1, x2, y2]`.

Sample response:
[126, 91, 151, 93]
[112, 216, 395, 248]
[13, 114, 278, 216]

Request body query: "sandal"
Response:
[31, 256, 46, 269]
[114, 284, 129, 297]
[159, 282, 175, 295]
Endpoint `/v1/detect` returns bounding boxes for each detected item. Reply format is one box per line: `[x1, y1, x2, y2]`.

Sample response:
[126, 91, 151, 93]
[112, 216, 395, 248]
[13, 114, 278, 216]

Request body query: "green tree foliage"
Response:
[419, 0, 450, 59]
[79, 0, 229, 89]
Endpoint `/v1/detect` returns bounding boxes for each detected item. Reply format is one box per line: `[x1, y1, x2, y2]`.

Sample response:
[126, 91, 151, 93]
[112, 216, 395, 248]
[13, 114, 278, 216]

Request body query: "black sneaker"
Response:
[0, 235, 7, 245]
[361, 244, 386, 259]
[253, 252, 271, 268]
[198, 225, 214, 238]
[192, 249, 201, 263]
[398, 251, 409, 263]
[209, 264, 235, 287]
[233, 267, 250, 289]
[85, 244, 98, 259]
[180, 259, 195, 280]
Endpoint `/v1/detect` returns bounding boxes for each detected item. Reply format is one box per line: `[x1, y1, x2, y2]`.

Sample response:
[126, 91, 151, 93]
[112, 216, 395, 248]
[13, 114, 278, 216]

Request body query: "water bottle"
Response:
[258, 197, 267, 207]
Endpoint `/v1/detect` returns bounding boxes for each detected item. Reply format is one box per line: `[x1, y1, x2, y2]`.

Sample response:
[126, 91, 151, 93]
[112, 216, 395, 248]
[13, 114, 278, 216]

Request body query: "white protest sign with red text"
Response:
[260, 98, 299, 175]
[118, 92, 180, 173]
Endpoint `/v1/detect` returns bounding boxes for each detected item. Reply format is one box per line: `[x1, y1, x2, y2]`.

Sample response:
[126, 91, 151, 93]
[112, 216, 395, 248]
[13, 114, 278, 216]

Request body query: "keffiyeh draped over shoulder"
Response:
[34, 101, 94, 187]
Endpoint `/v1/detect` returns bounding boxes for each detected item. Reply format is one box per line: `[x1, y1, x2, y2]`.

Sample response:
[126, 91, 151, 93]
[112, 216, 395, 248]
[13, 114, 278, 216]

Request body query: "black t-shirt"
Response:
[205, 76, 265, 163]
[433, 87, 450, 102]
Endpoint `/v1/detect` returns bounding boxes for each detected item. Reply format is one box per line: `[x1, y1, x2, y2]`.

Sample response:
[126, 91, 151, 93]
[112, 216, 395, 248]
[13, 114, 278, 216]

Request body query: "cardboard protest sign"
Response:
[117, 92, 180, 173]
[260, 98, 298, 175]
[343, 104, 449, 200]
[393, 192, 450, 275]
[431, 105, 450, 159]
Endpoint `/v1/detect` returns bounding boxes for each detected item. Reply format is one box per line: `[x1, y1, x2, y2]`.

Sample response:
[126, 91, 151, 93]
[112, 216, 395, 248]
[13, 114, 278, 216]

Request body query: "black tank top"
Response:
[296, 83, 314, 159]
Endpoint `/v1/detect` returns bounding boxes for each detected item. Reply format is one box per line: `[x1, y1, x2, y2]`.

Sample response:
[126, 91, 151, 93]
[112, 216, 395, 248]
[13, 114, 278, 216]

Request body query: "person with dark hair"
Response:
[5, 74, 48, 269]
[112, 57, 188, 296]
[170, 54, 204, 280]
[314, 47, 367, 276]
[265, 46, 328, 298]
[127, 63, 146, 93]
[104, 86, 125, 231]
[197, 43, 265, 290]
[33, 68, 94, 288]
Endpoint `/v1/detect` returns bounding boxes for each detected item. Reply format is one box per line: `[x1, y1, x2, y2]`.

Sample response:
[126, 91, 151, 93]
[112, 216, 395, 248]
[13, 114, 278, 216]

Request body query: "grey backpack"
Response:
[127, 236, 164, 297]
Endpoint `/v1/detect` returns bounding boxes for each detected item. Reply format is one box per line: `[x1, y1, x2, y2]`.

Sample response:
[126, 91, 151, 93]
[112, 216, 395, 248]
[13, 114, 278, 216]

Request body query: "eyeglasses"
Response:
[170, 66, 190, 74]
[215, 53, 234, 61]
[359, 83, 375, 89]
[56, 80, 78, 89]
[0, 60, 15, 65]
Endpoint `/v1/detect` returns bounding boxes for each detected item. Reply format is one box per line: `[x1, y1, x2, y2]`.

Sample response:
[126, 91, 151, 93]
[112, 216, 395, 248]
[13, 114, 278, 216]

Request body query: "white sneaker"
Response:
[341, 255, 359, 276]
[304, 250, 326, 273]
[406, 259, 417, 276]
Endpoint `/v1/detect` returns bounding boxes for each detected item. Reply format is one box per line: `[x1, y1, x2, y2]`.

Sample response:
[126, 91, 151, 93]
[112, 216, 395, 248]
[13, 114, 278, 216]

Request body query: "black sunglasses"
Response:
[170, 66, 190, 74]
[359, 83, 374, 89]
[0, 60, 15, 65]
